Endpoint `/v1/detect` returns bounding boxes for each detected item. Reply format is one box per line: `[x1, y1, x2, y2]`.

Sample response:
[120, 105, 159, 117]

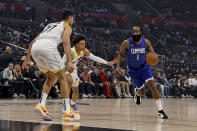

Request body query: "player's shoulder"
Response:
[122, 39, 130, 45]
[121, 39, 130, 48]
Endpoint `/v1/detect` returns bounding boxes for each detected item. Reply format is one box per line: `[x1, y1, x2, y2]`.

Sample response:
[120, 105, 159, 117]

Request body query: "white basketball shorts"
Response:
[31, 39, 64, 73]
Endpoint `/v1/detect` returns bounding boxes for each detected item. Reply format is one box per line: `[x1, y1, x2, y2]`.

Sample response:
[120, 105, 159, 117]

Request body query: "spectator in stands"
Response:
[155, 72, 165, 97]
[91, 68, 106, 97]
[117, 69, 131, 98]
[99, 67, 113, 98]
[112, 71, 121, 98]
[13, 64, 25, 97]
[169, 77, 177, 97]
[188, 73, 196, 86]
[80, 66, 94, 98]
[178, 76, 188, 98]
[188, 73, 197, 97]
[183, 76, 192, 97]
[106, 70, 120, 98]
[0, 47, 14, 71]
[32, 69, 44, 91]
[22, 64, 33, 79]
[2, 62, 24, 98]
[160, 73, 170, 97]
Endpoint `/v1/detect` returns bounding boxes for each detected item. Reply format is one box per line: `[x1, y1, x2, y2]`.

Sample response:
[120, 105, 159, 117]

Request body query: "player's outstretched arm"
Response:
[62, 22, 74, 73]
[116, 40, 129, 72]
[22, 34, 40, 69]
[83, 48, 116, 66]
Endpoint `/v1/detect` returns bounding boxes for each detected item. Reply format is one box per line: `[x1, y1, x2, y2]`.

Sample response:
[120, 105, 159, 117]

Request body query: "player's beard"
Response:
[132, 34, 141, 42]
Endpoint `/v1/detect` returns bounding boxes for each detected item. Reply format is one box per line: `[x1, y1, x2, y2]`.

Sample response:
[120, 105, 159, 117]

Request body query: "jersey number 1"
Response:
[42, 25, 57, 33]
[137, 54, 139, 61]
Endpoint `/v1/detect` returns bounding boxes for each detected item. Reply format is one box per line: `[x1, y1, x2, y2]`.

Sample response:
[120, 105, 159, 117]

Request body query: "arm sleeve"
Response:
[87, 53, 108, 65]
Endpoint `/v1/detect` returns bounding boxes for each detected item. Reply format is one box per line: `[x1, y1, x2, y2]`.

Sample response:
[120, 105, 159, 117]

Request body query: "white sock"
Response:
[40, 93, 48, 106]
[71, 100, 76, 105]
[135, 88, 139, 96]
[63, 98, 70, 114]
[155, 99, 163, 111]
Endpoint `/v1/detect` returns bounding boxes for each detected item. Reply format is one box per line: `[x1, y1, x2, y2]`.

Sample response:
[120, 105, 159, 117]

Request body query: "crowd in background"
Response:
[0, 0, 35, 20]
[0, 0, 197, 99]
[147, 0, 197, 20]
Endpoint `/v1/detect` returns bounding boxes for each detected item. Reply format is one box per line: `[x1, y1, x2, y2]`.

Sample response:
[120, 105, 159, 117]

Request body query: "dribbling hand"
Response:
[67, 62, 74, 73]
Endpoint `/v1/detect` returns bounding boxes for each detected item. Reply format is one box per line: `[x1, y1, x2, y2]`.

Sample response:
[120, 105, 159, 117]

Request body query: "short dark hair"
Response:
[71, 34, 86, 46]
[8, 62, 14, 65]
[61, 10, 73, 20]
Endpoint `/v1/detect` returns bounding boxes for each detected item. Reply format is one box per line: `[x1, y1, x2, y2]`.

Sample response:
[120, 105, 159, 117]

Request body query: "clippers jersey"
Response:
[125, 37, 154, 88]
[126, 37, 147, 69]
[37, 22, 64, 47]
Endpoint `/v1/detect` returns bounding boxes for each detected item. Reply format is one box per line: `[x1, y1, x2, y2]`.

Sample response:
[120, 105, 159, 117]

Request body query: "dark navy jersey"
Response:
[126, 37, 147, 69]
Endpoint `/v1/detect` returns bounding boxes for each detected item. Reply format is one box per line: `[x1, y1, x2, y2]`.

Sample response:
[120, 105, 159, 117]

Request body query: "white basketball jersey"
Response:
[62, 47, 84, 69]
[37, 21, 64, 46]
[71, 47, 84, 68]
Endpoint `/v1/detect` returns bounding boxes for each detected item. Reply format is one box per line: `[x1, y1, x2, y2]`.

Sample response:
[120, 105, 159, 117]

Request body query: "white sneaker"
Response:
[124, 94, 129, 98]
[87, 94, 94, 98]
[101, 94, 106, 98]
[82, 94, 88, 98]
[128, 94, 133, 98]
[13, 93, 18, 98]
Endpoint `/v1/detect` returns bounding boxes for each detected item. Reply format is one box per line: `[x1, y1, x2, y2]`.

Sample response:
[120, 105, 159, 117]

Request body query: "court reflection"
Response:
[62, 122, 80, 131]
[0, 120, 130, 131]
[33, 122, 80, 131]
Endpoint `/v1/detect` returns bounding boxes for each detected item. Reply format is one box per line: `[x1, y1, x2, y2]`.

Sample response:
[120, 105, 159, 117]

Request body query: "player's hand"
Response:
[67, 62, 74, 73]
[22, 57, 30, 69]
[107, 59, 117, 66]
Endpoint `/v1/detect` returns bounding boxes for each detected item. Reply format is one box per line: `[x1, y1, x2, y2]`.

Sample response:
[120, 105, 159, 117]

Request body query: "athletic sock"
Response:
[155, 99, 163, 111]
[40, 93, 48, 106]
[71, 100, 76, 105]
[63, 98, 70, 114]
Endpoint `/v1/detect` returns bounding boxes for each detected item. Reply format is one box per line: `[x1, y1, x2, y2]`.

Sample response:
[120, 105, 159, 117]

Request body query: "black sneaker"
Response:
[134, 88, 141, 105]
[158, 110, 168, 119]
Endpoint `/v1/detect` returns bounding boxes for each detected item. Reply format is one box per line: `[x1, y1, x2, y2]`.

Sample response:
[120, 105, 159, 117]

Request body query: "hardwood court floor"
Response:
[0, 98, 196, 131]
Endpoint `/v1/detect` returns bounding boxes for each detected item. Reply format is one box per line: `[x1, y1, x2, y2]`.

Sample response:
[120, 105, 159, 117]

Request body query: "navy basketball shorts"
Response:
[128, 64, 154, 88]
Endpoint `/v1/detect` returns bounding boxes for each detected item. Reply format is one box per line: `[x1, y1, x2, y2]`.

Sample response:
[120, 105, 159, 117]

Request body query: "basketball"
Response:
[146, 52, 159, 66]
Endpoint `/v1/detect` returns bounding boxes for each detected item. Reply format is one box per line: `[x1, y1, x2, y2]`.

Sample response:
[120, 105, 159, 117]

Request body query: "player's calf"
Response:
[147, 80, 168, 119]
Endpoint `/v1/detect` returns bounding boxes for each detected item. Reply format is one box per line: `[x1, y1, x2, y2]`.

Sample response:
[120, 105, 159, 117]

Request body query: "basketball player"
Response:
[116, 26, 168, 119]
[62, 34, 117, 113]
[22, 10, 80, 121]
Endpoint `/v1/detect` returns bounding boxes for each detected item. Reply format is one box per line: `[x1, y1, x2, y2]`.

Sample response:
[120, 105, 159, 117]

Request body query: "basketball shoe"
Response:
[158, 110, 168, 119]
[34, 104, 53, 121]
[134, 88, 141, 105]
[71, 104, 79, 113]
[62, 109, 80, 121]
